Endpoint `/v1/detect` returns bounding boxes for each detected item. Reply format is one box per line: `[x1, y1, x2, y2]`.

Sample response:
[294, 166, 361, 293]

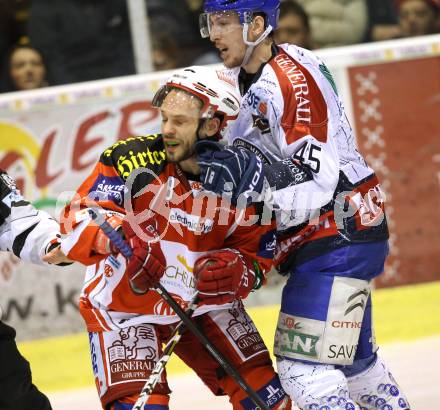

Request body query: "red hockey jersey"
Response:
[60, 135, 276, 332]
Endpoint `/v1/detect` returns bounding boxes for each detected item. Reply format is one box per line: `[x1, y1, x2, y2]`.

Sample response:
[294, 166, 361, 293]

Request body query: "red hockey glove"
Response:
[122, 217, 166, 295]
[194, 249, 257, 305]
[93, 214, 123, 255]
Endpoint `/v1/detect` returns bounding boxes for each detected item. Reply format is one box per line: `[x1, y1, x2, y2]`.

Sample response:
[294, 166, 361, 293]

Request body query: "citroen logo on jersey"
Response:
[344, 289, 369, 315]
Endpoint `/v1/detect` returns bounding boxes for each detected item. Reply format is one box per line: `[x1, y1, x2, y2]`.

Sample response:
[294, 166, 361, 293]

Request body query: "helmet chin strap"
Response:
[241, 23, 273, 67]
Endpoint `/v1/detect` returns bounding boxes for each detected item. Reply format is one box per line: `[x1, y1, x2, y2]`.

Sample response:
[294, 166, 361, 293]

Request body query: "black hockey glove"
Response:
[195, 141, 266, 207]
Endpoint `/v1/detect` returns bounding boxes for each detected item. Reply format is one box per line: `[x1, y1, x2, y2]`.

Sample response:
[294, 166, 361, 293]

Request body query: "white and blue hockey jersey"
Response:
[224, 44, 388, 270]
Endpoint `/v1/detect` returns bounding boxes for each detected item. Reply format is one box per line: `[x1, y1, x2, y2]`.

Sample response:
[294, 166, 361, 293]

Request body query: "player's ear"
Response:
[251, 14, 265, 37]
[203, 117, 221, 138]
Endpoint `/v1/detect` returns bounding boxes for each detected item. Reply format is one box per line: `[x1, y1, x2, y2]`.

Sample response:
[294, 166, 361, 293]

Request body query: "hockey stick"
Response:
[132, 292, 198, 410]
[88, 209, 270, 410]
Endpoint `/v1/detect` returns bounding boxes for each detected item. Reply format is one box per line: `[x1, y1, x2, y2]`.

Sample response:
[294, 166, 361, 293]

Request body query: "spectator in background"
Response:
[11, 0, 30, 44]
[183, 0, 221, 64]
[0, 1, 15, 69]
[146, 0, 202, 66]
[151, 32, 181, 71]
[364, 0, 401, 42]
[396, 0, 440, 36]
[295, 0, 368, 48]
[146, 0, 220, 67]
[28, 0, 135, 85]
[0, 0, 30, 79]
[3, 44, 48, 92]
[274, 0, 313, 49]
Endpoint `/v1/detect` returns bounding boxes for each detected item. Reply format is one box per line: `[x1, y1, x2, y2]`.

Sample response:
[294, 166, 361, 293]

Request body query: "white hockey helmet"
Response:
[152, 66, 240, 139]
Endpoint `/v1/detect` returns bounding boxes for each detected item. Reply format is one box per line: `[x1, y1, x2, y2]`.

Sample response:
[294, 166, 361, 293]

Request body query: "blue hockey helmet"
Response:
[201, 0, 280, 36]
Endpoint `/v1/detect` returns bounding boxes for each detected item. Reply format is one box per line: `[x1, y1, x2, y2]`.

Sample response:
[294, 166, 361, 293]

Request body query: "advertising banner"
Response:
[0, 74, 166, 339]
[349, 55, 440, 287]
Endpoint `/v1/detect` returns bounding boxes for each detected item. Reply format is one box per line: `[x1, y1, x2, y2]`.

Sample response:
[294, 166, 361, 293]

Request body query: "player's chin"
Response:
[165, 148, 180, 162]
[225, 55, 243, 69]
[165, 153, 178, 163]
[222, 57, 236, 68]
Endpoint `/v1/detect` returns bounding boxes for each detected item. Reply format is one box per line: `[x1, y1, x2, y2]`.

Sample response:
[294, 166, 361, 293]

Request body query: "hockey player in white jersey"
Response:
[0, 169, 71, 410]
[194, 1, 411, 409]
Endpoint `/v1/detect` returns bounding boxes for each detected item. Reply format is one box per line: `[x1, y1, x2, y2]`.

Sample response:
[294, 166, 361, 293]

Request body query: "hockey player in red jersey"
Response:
[0, 169, 71, 410]
[60, 66, 291, 410]
[195, 1, 410, 409]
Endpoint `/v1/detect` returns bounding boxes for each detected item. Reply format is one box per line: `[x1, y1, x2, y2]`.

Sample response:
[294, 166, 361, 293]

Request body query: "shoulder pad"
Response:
[100, 135, 167, 181]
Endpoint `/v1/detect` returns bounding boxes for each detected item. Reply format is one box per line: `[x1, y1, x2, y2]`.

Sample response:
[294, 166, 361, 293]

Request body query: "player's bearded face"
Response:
[160, 90, 202, 163]
[207, 12, 246, 68]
